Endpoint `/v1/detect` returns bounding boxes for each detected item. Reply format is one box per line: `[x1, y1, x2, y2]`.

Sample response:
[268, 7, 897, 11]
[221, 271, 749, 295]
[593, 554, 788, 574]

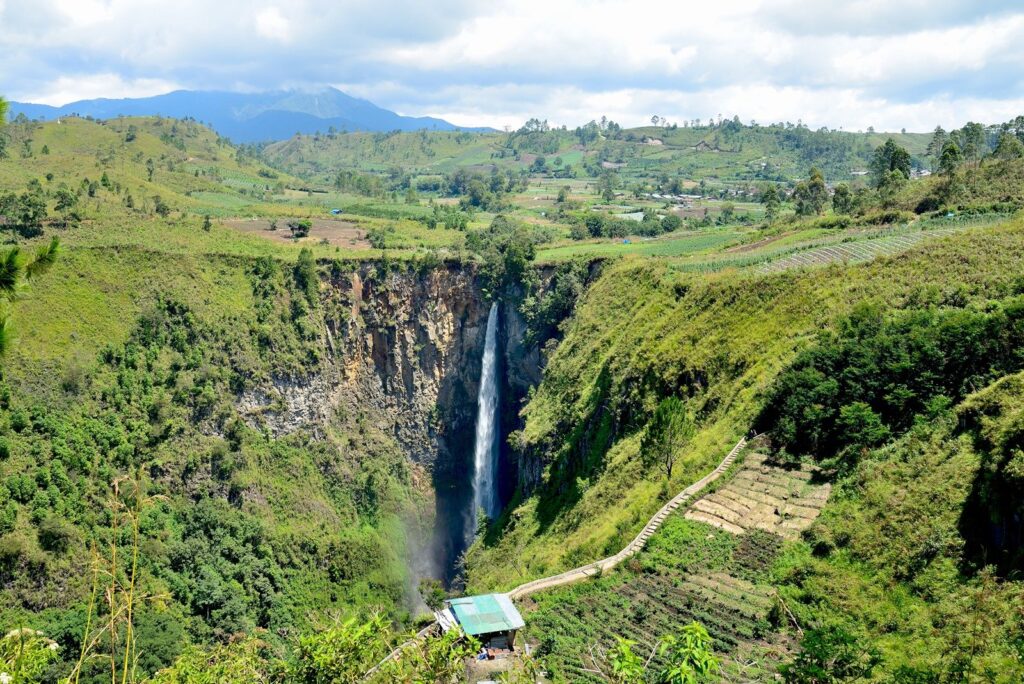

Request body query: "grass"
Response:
[466, 218, 1024, 593]
[535, 229, 742, 262]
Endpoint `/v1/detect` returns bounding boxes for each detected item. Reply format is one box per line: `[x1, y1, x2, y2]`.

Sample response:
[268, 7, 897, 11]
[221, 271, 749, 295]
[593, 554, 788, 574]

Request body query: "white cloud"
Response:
[255, 7, 292, 43]
[19, 73, 181, 106]
[1, 0, 1023, 130]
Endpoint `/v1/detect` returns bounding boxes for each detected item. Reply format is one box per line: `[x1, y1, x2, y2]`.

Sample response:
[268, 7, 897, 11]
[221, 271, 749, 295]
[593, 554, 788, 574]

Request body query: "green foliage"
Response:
[608, 637, 645, 683]
[149, 635, 277, 684]
[383, 627, 480, 683]
[793, 168, 828, 217]
[870, 138, 912, 189]
[468, 215, 538, 300]
[780, 626, 880, 683]
[761, 184, 781, 222]
[293, 247, 318, 306]
[641, 397, 694, 479]
[0, 628, 58, 684]
[759, 298, 1024, 463]
[656, 622, 719, 684]
[830, 183, 853, 215]
[293, 614, 391, 684]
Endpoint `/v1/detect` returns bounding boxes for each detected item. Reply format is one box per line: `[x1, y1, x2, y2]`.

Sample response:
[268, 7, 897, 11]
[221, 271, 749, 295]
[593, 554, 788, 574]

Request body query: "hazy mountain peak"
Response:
[7, 88, 490, 142]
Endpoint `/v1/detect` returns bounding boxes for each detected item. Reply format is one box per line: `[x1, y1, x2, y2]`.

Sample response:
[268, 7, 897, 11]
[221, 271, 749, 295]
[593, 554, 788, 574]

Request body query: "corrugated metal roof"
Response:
[445, 593, 525, 636]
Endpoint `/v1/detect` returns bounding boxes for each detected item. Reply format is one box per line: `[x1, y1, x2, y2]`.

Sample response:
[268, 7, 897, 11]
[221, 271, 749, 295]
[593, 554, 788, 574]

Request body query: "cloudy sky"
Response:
[2, 0, 1023, 131]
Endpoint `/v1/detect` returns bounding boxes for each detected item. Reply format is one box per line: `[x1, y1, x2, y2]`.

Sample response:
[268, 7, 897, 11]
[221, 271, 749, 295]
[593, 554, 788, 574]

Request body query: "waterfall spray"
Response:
[468, 302, 500, 544]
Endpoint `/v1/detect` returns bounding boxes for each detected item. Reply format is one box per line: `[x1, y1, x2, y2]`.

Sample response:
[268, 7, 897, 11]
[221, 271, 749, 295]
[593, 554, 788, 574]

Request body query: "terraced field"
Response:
[754, 227, 962, 274]
[521, 447, 836, 682]
[522, 518, 790, 682]
[685, 452, 830, 540]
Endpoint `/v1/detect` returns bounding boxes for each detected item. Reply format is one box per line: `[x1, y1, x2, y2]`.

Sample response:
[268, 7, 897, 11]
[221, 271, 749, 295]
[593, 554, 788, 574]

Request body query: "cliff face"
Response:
[237, 262, 538, 579]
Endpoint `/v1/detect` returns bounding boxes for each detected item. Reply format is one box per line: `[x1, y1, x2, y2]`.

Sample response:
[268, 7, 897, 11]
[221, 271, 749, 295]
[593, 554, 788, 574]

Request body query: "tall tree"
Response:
[869, 139, 912, 189]
[761, 183, 781, 222]
[939, 141, 963, 177]
[993, 132, 1024, 161]
[794, 168, 828, 216]
[0, 95, 7, 158]
[926, 126, 948, 170]
[831, 183, 854, 215]
[642, 396, 694, 479]
[958, 122, 986, 166]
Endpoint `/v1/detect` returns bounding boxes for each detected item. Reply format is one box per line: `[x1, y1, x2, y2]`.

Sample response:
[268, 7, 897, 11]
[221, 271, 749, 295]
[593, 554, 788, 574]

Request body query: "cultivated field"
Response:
[685, 452, 830, 540]
[221, 217, 370, 249]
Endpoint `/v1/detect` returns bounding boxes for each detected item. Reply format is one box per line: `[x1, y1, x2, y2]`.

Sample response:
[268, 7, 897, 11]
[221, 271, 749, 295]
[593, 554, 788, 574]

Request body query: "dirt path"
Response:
[362, 436, 748, 680]
[507, 436, 747, 599]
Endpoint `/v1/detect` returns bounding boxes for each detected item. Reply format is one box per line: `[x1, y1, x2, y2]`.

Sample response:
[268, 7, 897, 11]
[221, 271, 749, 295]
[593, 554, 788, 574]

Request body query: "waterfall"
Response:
[468, 302, 500, 543]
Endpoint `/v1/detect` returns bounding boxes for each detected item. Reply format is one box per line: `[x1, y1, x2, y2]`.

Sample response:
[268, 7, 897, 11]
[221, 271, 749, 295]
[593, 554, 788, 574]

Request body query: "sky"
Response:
[1, 0, 1023, 132]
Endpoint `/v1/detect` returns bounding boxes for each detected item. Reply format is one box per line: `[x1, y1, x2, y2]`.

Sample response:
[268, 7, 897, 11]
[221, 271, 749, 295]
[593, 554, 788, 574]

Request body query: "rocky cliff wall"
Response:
[236, 261, 540, 579]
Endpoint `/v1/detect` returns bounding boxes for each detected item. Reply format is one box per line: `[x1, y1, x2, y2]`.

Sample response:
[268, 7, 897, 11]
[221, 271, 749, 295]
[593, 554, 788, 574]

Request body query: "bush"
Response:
[37, 515, 73, 553]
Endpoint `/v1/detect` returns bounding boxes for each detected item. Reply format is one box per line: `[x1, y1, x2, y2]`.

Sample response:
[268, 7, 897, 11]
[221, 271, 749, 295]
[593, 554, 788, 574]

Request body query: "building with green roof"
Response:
[435, 593, 525, 652]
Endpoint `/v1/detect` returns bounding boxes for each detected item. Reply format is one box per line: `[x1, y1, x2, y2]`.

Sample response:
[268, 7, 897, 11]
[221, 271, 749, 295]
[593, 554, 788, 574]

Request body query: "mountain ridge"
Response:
[6, 87, 493, 142]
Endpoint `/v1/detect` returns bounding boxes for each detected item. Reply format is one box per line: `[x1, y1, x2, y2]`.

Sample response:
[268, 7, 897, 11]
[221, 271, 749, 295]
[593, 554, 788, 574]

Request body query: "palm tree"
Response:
[0, 238, 59, 355]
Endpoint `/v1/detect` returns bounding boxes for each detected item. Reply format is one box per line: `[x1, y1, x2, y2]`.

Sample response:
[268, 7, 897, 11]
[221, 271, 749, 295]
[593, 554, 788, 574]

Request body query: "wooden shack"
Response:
[435, 593, 525, 655]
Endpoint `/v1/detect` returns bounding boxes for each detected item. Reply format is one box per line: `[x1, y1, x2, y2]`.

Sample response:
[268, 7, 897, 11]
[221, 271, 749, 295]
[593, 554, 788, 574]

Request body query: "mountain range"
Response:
[7, 87, 489, 142]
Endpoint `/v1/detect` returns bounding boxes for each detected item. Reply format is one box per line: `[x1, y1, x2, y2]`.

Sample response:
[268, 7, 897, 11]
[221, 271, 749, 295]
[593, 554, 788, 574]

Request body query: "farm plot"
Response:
[221, 217, 370, 249]
[685, 452, 829, 540]
[522, 518, 789, 683]
[755, 227, 960, 274]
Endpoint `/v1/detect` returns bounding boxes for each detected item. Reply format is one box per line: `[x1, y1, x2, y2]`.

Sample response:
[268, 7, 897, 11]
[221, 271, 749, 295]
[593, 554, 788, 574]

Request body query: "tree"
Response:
[719, 201, 735, 223]
[878, 169, 907, 208]
[925, 126, 948, 169]
[761, 183, 781, 222]
[869, 139, 911, 189]
[54, 184, 78, 214]
[288, 219, 311, 238]
[153, 195, 171, 217]
[642, 397, 694, 479]
[938, 141, 962, 177]
[957, 121, 985, 166]
[0, 96, 7, 159]
[598, 172, 619, 202]
[794, 168, 828, 216]
[146, 158, 155, 182]
[993, 132, 1024, 161]
[657, 622, 719, 684]
[293, 247, 318, 306]
[781, 626, 881, 684]
[836, 402, 890, 453]
[831, 183, 854, 215]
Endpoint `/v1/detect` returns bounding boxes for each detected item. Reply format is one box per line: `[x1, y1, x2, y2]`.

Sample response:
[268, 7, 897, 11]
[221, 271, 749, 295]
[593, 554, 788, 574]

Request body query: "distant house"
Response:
[436, 594, 525, 654]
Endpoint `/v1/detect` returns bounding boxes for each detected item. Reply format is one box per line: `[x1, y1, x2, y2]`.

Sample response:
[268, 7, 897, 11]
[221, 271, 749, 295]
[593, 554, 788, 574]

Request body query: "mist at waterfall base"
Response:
[468, 302, 502, 544]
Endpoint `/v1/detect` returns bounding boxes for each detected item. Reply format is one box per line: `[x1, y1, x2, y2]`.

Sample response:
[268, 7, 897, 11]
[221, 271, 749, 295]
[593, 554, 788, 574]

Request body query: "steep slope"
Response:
[465, 220, 1024, 589]
[470, 220, 1024, 680]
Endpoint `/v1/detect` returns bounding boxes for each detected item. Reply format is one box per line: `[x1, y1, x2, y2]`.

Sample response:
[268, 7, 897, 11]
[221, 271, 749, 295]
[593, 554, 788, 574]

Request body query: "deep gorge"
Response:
[237, 261, 542, 585]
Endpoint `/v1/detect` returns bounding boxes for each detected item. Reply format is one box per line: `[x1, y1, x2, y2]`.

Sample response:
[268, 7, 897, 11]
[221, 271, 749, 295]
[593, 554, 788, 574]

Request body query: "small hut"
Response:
[436, 593, 525, 655]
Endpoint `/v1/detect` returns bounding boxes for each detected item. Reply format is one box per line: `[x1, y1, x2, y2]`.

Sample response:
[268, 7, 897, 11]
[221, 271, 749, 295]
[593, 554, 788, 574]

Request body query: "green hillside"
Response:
[263, 120, 931, 186]
[2, 100, 1024, 684]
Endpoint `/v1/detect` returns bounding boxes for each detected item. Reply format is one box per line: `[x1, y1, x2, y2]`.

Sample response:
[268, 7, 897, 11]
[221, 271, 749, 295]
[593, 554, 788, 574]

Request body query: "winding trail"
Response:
[508, 436, 746, 599]
[362, 436, 747, 680]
